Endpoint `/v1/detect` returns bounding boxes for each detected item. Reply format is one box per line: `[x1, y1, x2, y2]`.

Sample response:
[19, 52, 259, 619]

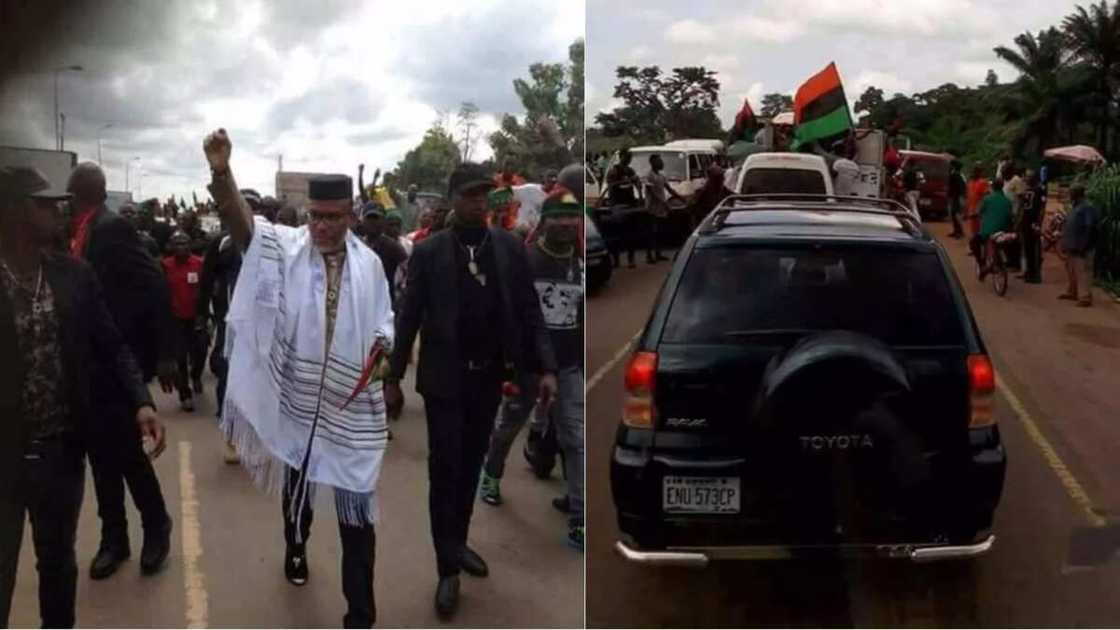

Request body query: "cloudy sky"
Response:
[0, 0, 583, 201]
[587, 0, 1086, 129]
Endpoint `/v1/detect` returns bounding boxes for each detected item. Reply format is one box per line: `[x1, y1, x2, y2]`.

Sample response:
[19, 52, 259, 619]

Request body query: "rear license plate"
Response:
[663, 476, 740, 514]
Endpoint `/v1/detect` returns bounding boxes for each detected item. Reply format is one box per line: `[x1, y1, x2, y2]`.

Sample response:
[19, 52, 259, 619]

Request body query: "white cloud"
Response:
[850, 70, 913, 101]
[732, 16, 806, 42]
[773, 0, 997, 37]
[628, 45, 654, 62]
[666, 19, 718, 44]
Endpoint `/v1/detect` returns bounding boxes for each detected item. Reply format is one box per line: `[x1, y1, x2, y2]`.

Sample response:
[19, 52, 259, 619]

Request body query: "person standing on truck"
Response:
[644, 154, 683, 265]
[947, 160, 966, 239]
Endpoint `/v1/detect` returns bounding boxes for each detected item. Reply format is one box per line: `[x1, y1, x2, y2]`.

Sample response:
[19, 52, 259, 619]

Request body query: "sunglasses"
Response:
[308, 211, 349, 225]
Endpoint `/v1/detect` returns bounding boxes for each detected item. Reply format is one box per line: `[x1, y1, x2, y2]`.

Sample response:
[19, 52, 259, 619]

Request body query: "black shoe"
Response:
[90, 544, 130, 580]
[552, 495, 571, 514]
[435, 576, 460, 618]
[285, 545, 309, 586]
[460, 546, 489, 577]
[140, 519, 172, 575]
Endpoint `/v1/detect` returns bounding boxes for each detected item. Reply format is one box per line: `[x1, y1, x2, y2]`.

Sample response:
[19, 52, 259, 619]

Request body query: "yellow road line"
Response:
[179, 441, 209, 628]
[999, 375, 1107, 528]
[586, 329, 642, 392]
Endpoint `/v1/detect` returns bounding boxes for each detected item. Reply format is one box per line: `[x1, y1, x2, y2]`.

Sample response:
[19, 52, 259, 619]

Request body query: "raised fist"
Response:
[359, 163, 365, 173]
[203, 128, 232, 172]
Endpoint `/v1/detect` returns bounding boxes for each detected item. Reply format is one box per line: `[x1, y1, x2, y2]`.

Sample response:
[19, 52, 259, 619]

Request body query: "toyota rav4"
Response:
[611, 194, 1006, 566]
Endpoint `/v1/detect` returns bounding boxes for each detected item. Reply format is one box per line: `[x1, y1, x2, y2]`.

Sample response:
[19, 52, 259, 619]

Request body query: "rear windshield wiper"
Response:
[722, 329, 812, 339]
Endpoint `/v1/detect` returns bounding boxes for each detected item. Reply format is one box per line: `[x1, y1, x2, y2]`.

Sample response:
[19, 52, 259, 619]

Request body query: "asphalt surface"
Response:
[586, 221, 1120, 627]
[9, 369, 583, 628]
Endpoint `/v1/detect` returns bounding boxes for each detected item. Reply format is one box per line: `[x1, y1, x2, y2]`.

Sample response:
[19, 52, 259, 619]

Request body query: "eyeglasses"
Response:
[307, 211, 349, 225]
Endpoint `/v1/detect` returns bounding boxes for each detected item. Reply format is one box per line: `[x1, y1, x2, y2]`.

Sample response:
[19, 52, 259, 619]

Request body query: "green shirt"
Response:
[979, 192, 1013, 238]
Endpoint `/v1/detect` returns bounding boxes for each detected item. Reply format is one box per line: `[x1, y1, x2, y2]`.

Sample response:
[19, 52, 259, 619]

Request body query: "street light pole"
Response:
[125, 156, 140, 194]
[97, 123, 113, 165]
[52, 65, 83, 151]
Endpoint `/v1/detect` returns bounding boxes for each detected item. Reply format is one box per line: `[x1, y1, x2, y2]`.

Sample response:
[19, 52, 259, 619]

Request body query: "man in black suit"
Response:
[66, 162, 178, 579]
[0, 166, 167, 628]
[384, 163, 558, 619]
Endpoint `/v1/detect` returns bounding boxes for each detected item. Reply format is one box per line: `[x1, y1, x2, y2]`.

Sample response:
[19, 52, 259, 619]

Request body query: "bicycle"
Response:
[975, 231, 1018, 296]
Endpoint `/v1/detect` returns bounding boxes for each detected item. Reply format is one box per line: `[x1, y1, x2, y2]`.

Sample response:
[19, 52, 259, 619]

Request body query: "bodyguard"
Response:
[385, 162, 557, 619]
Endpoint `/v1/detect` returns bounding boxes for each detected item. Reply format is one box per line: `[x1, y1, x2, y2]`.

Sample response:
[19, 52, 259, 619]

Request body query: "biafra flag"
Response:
[792, 62, 852, 150]
[728, 98, 758, 144]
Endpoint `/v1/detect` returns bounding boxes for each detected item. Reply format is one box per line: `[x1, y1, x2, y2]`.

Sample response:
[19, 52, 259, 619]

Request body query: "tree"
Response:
[985, 69, 1000, 87]
[854, 86, 884, 116]
[456, 101, 480, 162]
[994, 27, 1078, 154]
[1063, 0, 1120, 153]
[488, 39, 583, 178]
[594, 65, 723, 145]
[392, 122, 460, 193]
[760, 92, 794, 118]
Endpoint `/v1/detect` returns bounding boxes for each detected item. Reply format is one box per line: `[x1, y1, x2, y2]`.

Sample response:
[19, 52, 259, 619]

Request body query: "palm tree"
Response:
[994, 27, 1082, 155]
[1063, 0, 1120, 155]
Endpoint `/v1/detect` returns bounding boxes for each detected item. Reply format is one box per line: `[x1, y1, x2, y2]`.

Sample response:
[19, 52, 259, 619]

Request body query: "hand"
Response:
[359, 163, 365, 173]
[203, 128, 232, 173]
[136, 406, 167, 459]
[156, 359, 177, 394]
[537, 372, 558, 409]
[384, 380, 404, 419]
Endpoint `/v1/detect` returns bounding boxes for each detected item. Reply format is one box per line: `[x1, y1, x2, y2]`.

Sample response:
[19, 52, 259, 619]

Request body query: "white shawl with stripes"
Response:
[221, 217, 394, 525]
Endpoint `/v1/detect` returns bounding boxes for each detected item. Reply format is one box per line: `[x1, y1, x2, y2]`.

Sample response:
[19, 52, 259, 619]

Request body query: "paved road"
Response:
[586, 222, 1120, 627]
[10, 371, 583, 628]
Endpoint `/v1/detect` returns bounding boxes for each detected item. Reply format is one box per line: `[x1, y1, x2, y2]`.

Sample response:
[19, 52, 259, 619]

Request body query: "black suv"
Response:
[611, 194, 1006, 566]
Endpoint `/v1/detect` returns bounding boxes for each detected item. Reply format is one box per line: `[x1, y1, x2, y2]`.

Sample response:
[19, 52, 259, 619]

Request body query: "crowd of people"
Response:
[950, 157, 1101, 306]
[0, 128, 586, 628]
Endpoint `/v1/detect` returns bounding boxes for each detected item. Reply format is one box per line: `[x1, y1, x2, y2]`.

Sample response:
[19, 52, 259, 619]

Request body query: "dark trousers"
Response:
[1022, 224, 1042, 282]
[647, 214, 665, 262]
[282, 470, 376, 629]
[423, 367, 503, 578]
[1006, 218, 1023, 270]
[948, 196, 964, 236]
[175, 318, 206, 401]
[0, 438, 84, 629]
[88, 401, 170, 550]
[210, 323, 229, 418]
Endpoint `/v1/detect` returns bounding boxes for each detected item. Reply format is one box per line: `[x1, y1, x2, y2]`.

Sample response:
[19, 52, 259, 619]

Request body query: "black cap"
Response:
[447, 163, 495, 198]
[361, 201, 385, 218]
[0, 166, 72, 203]
[309, 174, 352, 201]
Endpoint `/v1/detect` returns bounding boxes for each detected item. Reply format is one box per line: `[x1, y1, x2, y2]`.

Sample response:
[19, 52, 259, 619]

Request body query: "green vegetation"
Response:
[1086, 164, 1120, 282]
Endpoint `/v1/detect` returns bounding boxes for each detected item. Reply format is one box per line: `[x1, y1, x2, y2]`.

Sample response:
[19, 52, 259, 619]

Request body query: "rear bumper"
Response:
[615, 535, 995, 567]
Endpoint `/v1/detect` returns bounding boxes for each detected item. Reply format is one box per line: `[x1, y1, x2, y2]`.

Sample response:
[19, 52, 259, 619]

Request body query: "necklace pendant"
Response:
[468, 261, 479, 276]
[476, 273, 486, 286]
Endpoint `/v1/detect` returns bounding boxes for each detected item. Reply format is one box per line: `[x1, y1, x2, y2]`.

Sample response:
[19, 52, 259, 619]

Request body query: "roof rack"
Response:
[701, 193, 922, 235]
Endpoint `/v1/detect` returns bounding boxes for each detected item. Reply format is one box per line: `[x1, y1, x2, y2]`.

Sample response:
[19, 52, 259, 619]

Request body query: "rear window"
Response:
[631, 152, 687, 182]
[662, 246, 965, 346]
[739, 168, 827, 194]
[909, 157, 950, 180]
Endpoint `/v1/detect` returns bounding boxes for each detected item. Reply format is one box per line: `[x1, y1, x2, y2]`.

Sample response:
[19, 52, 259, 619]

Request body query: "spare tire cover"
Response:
[758, 330, 910, 403]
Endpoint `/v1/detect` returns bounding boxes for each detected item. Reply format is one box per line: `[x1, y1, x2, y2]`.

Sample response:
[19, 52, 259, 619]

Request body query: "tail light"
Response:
[968, 354, 996, 428]
[622, 352, 658, 429]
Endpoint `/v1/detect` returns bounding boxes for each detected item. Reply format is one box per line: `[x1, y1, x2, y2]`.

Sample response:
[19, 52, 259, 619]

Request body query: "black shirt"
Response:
[1022, 184, 1047, 226]
[607, 164, 638, 206]
[364, 233, 408, 297]
[525, 244, 584, 370]
[948, 171, 965, 198]
[902, 169, 919, 191]
[453, 226, 503, 363]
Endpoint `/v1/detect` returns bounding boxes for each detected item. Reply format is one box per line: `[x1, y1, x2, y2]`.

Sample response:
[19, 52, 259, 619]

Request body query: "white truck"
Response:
[0, 145, 77, 190]
[733, 152, 834, 196]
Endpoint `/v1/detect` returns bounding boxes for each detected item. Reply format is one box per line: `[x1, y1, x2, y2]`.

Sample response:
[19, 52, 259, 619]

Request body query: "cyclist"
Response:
[974, 178, 1014, 280]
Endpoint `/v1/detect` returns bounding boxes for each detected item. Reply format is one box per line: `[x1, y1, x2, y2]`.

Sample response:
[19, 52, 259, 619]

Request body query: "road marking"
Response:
[587, 329, 642, 392]
[179, 441, 210, 628]
[999, 375, 1107, 528]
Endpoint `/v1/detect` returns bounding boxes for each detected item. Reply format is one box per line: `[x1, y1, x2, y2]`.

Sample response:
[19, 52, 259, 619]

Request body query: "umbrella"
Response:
[1044, 145, 1106, 164]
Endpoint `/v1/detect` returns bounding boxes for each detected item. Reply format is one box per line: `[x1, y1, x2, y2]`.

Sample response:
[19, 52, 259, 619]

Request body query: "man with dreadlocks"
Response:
[203, 128, 394, 629]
